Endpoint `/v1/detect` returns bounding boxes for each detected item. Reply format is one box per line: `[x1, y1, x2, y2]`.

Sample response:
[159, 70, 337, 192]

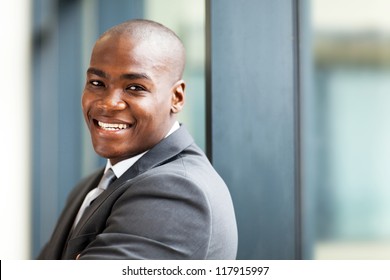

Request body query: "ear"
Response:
[171, 80, 185, 113]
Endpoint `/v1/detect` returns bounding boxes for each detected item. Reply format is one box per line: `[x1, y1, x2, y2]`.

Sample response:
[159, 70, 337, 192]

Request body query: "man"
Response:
[38, 19, 237, 260]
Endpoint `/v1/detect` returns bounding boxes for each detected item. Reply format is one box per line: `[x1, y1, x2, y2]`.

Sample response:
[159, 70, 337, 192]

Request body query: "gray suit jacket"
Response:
[38, 126, 238, 259]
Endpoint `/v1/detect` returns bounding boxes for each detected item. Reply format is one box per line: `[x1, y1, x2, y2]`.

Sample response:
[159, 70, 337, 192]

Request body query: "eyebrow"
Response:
[87, 67, 108, 78]
[87, 67, 152, 81]
[120, 72, 152, 81]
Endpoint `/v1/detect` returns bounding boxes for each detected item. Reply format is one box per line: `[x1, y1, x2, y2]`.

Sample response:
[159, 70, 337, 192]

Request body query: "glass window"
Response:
[309, 0, 390, 259]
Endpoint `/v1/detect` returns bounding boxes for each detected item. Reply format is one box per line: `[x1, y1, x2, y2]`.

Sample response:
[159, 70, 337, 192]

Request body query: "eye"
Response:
[126, 85, 146, 92]
[89, 80, 104, 87]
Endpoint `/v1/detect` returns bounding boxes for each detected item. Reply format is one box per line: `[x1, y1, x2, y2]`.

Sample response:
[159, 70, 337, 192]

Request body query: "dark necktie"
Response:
[73, 168, 116, 228]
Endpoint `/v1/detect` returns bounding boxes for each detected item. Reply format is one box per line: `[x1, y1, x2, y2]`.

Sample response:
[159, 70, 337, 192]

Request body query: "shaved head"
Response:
[97, 19, 186, 81]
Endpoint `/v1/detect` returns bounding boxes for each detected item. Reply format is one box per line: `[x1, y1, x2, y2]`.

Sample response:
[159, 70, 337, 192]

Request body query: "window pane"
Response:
[309, 0, 390, 259]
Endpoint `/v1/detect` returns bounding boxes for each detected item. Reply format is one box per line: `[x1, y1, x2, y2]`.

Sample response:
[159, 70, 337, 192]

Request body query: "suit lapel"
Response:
[44, 169, 103, 259]
[67, 170, 104, 228]
[120, 124, 194, 180]
[69, 125, 194, 237]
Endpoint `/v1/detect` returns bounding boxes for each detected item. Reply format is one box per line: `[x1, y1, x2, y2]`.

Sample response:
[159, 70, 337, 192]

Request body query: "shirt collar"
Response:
[104, 121, 180, 178]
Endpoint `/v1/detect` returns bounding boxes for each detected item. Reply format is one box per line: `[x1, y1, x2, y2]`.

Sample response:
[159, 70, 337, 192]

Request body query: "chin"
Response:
[93, 146, 117, 160]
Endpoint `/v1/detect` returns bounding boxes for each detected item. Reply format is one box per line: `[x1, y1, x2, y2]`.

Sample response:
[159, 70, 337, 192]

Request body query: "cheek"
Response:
[130, 97, 162, 118]
[81, 92, 92, 116]
[145, 98, 172, 122]
[154, 91, 175, 112]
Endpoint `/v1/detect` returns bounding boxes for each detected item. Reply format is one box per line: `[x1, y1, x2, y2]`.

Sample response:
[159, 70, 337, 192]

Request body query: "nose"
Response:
[98, 88, 127, 111]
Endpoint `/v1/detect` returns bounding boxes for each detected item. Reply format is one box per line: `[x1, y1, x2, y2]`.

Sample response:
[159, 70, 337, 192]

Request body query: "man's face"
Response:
[82, 34, 184, 165]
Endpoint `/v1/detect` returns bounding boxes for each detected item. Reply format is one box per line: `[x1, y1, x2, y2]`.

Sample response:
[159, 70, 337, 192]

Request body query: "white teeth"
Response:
[98, 121, 129, 130]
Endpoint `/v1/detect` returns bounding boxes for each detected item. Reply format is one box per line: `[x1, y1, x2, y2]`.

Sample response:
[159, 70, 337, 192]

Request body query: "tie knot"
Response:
[98, 168, 116, 190]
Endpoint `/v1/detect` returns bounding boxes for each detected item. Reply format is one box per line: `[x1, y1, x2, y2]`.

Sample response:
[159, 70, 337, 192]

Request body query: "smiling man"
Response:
[38, 19, 238, 260]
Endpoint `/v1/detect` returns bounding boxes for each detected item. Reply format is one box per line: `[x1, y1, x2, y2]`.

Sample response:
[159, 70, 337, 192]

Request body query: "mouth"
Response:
[94, 119, 132, 131]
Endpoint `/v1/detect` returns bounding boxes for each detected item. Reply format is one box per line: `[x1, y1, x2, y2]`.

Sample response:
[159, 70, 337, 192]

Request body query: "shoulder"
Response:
[127, 144, 219, 197]
[119, 153, 211, 207]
